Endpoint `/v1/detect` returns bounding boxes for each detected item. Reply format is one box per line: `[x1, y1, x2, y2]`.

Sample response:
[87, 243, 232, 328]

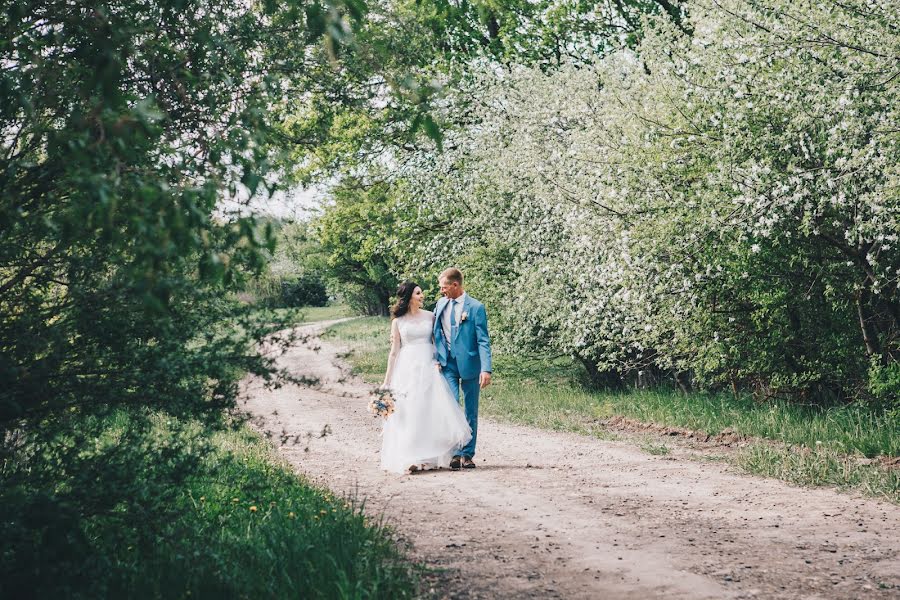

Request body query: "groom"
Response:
[433, 268, 492, 470]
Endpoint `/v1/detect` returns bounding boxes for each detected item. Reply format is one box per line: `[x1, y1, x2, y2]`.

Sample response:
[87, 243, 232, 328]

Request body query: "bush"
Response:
[868, 361, 900, 409]
[0, 409, 419, 599]
[394, 0, 900, 401]
[281, 273, 329, 307]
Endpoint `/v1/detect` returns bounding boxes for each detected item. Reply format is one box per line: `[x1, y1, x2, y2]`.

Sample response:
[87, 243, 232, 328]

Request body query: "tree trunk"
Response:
[856, 287, 881, 358]
[674, 370, 691, 394]
[576, 355, 624, 390]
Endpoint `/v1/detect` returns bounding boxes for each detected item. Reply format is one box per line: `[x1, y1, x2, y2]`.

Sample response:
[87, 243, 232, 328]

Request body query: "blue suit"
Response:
[433, 294, 492, 458]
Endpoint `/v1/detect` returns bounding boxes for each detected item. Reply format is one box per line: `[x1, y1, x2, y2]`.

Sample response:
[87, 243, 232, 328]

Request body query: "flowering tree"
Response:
[390, 0, 899, 400]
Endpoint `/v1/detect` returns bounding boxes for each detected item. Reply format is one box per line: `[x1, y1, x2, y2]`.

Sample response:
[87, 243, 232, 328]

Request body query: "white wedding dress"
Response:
[380, 310, 472, 474]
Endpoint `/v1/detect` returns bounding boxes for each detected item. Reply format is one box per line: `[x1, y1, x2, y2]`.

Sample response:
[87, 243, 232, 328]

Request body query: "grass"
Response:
[738, 444, 900, 501]
[326, 316, 900, 502]
[323, 317, 391, 381]
[249, 303, 356, 326]
[296, 304, 356, 322]
[1, 408, 419, 599]
[641, 438, 671, 456]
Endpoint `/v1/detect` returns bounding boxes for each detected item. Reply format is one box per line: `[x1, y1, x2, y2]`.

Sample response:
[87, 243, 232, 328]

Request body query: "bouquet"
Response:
[368, 387, 396, 419]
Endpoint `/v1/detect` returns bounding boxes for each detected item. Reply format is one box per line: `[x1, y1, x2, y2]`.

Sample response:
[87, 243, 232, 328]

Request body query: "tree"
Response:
[390, 0, 900, 401]
[0, 0, 445, 424]
[315, 178, 409, 315]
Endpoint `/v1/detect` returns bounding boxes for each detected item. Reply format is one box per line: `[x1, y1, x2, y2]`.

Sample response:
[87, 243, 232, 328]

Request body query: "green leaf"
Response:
[422, 114, 442, 150]
[305, 4, 326, 40]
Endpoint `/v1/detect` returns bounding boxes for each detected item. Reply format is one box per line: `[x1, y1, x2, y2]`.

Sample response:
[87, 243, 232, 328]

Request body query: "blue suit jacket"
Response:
[433, 294, 492, 380]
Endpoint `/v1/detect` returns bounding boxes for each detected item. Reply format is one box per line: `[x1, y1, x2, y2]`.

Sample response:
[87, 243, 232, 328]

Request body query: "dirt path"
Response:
[242, 322, 900, 599]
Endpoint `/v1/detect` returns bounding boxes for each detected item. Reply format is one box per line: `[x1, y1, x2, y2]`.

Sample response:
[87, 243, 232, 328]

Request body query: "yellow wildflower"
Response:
[288, 512, 296, 519]
[249, 506, 258, 512]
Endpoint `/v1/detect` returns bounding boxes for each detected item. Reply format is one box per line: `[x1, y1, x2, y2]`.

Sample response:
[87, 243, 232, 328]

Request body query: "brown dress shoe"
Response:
[450, 455, 462, 470]
[462, 456, 476, 469]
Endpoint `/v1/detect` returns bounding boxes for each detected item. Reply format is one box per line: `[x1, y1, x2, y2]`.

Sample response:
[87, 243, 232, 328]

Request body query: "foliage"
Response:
[285, 0, 695, 323]
[242, 220, 331, 307]
[869, 360, 900, 411]
[411, 0, 689, 66]
[282, 272, 330, 307]
[0, 1, 425, 595]
[275, 0, 689, 183]
[314, 178, 412, 315]
[0, 0, 384, 428]
[0, 408, 419, 598]
[387, 0, 900, 401]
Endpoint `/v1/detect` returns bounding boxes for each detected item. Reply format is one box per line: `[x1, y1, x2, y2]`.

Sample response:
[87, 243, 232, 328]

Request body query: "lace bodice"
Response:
[396, 311, 434, 346]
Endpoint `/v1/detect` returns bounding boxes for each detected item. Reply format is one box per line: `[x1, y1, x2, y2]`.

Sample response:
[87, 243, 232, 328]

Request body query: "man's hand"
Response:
[435, 362, 442, 371]
[479, 371, 492, 389]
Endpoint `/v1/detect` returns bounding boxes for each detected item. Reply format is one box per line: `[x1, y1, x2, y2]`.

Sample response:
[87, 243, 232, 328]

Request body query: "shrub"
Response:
[281, 273, 329, 307]
[868, 361, 900, 409]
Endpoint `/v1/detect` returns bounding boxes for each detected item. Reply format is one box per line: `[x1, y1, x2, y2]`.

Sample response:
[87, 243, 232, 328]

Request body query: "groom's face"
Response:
[439, 277, 462, 299]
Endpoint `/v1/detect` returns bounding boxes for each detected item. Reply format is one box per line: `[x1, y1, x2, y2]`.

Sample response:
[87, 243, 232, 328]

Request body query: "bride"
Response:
[380, 281, 472, 474]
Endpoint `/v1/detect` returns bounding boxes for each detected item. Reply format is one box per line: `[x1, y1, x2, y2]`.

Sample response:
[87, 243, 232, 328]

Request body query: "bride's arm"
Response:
[382, 319, 401, 387]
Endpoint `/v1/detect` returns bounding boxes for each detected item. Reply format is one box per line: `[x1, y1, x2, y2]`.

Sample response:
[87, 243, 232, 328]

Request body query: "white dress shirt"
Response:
[441, 292, 467, 346]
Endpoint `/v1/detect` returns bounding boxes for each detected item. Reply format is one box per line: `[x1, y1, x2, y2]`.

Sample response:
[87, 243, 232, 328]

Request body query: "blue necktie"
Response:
[449, 299, 458, 350]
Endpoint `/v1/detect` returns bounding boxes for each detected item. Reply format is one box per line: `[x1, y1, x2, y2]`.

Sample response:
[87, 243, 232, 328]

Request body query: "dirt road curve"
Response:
[242, 322, 900, 599]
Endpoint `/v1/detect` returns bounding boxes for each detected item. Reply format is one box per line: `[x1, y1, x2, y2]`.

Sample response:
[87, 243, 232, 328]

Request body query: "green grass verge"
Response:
[248, 303, 356, 326]
[325, 317, 899, 502]
[1, 409, 419, 599]
[297, 304, 356, 323]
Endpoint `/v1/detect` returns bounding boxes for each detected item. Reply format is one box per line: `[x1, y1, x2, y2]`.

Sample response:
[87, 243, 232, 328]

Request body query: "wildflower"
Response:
[232, 498, 239, 503]
[199, 496, 206, 502]
[288, 512, 296, 519]
[249, 506, 258, 512]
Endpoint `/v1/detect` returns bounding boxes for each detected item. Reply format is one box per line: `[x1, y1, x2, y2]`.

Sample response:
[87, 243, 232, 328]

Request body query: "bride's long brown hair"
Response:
[391, 281, 419, 318]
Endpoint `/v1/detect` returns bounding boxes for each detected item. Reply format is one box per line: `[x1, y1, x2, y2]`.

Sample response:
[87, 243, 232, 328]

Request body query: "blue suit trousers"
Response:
[441, 356, 479, 458]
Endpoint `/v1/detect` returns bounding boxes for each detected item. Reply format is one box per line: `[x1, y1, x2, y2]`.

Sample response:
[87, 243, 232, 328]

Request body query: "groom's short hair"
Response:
[440, 267, 463, 285]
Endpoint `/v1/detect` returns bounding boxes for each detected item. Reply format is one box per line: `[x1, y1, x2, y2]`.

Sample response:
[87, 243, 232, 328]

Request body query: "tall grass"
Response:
[326, 317, 899, 501]
[0, 409, 419, 599]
